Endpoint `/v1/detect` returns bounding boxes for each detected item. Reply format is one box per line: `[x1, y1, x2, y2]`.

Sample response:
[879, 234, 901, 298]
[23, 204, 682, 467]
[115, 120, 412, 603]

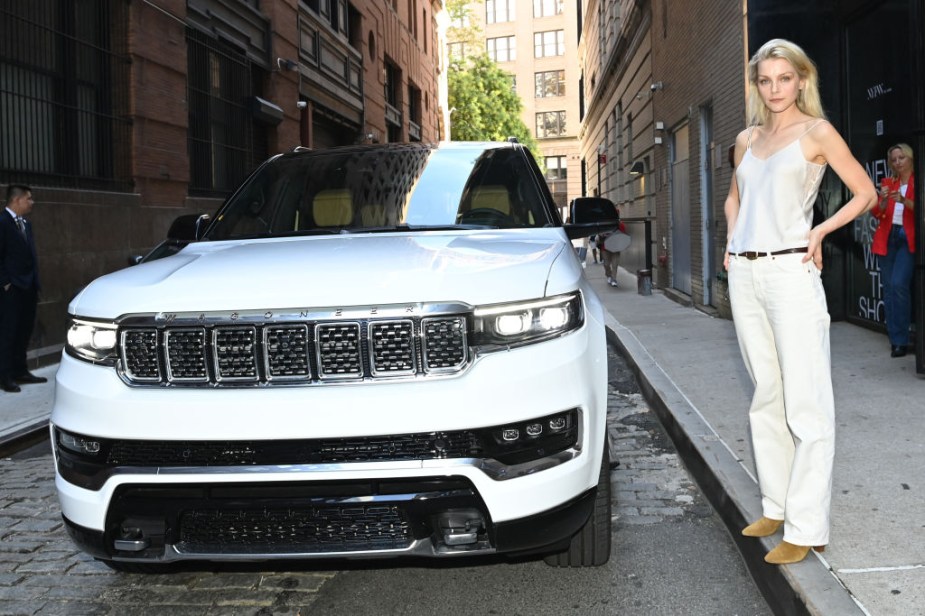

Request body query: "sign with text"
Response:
[845, 1, 913, 329]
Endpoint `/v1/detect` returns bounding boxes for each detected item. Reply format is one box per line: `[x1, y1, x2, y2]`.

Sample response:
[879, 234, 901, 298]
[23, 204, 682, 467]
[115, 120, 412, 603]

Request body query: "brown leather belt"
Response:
[734, 247, 808, 260]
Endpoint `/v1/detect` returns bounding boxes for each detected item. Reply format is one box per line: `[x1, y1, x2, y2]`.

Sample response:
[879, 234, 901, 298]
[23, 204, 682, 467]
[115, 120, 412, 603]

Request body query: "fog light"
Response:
[548, 416, 567, 431]
[502, 428, 520, 441]
[59, 431, 101, 455]
[526, 423, 543, 437]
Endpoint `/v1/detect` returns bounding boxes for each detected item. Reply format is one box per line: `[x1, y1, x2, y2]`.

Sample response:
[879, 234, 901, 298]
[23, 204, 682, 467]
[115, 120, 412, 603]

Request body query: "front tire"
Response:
[544, 445, 612, 567]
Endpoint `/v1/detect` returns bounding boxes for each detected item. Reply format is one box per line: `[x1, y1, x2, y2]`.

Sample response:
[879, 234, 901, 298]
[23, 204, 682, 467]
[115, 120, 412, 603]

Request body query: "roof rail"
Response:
[506, 136, 519, 144]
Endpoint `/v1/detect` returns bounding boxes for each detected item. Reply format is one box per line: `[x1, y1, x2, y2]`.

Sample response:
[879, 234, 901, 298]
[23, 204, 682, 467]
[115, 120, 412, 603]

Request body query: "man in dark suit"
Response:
[1, 184, 46, 393]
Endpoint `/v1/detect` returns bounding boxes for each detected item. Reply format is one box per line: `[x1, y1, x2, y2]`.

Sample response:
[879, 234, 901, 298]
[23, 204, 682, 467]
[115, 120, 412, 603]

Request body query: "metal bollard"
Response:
[637, 269, 652, 296]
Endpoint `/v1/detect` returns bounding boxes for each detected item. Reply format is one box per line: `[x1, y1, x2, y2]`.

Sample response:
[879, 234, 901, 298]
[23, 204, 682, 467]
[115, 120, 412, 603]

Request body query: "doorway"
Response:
[671, 123, 692, 295]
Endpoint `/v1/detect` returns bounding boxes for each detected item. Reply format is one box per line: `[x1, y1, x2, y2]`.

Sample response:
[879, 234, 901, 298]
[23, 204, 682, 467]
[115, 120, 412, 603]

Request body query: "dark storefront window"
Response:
[843, 2, 916, 331]
[0, 0, 131, 190]
[187, 28, 266, 197]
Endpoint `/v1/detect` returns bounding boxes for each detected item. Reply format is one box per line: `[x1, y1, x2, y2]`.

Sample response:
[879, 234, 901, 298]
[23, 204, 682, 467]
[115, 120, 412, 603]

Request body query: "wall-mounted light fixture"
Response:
[629, 160, 646, 176]
[277, 58, 298, 71]
[650, 81, 664, 92]
[655, 121, 665, 131]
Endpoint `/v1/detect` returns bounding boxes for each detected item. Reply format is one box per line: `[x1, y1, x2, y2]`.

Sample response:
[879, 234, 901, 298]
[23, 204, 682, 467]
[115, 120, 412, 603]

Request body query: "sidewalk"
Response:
[588, 262, 923, 615]
[0, 362, 56, 450]
[2, 268, 923, 614]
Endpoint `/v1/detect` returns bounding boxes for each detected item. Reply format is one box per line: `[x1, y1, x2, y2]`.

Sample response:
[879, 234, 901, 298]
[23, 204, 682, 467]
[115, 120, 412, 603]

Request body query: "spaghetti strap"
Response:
[746, 125, 757, 149]
[798, 119, 827, 139]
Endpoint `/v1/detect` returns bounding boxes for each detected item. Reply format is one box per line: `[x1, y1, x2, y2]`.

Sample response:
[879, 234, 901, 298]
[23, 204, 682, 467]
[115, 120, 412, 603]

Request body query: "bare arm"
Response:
[803, 122, 878, 264]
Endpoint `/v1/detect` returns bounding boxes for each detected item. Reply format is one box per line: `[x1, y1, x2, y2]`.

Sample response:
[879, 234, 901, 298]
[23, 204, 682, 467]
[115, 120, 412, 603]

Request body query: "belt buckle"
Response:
[745, 252, 758, 260]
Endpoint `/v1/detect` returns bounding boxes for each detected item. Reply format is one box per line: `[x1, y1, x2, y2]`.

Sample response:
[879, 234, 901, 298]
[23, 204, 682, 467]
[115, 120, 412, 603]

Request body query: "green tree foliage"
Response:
[448, 54, 543, 166]
[446, 0, 481, 54]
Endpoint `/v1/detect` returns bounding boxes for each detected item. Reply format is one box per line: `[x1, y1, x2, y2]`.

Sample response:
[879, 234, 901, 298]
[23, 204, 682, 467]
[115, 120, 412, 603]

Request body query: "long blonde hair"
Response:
[747, 39, 826, 126]
[887, 143, 914, 179]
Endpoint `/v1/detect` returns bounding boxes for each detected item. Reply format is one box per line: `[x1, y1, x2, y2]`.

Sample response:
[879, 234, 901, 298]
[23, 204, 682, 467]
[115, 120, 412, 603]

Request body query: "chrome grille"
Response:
[370, 321, 415, 375]
[119, 315, 468, 386]
[213, 327, 258, 381]
[423, 317, 467, 371]
[165, 329, 208, 382]
[122, 329, 160, 381]
[316, 323, 362, 379]
[265, 325, 310, 379]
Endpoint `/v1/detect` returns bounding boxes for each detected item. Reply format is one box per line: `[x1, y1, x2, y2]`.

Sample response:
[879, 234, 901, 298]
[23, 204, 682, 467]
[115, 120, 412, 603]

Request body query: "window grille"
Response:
[186, 28, 266, 197]
[0, 0, 131, 190]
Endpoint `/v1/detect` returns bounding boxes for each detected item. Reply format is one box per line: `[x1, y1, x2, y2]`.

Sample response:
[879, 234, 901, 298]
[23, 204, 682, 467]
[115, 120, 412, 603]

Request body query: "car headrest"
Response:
[313, 189, 354, 227]
[469, 185, 511, 215]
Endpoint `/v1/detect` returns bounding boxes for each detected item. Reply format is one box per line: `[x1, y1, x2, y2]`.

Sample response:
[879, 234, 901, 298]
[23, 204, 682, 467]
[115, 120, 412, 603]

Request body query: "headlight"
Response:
[66, 318, 119, 365]
[471, 292, 583, 349]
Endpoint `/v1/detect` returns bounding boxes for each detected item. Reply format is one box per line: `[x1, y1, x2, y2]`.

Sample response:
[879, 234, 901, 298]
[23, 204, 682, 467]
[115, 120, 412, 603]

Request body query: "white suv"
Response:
[51, 141, 619, 571]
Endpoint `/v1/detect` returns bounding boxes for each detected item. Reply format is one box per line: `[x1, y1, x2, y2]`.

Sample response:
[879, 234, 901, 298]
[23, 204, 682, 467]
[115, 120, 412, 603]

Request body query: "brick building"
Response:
[0, 0, 446, 365]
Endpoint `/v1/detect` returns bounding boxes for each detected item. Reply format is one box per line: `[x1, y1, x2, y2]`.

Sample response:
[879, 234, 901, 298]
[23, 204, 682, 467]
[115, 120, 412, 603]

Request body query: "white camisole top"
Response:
[728, 121, 827, 253]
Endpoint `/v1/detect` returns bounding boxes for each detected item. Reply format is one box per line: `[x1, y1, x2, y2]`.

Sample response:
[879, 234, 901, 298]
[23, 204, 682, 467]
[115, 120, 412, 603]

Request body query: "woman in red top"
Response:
[872, 143, 915, 357]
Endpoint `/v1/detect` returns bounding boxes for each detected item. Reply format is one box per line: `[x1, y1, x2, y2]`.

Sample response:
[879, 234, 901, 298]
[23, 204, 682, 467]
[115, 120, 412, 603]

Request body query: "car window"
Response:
[205, 144, 555, 240]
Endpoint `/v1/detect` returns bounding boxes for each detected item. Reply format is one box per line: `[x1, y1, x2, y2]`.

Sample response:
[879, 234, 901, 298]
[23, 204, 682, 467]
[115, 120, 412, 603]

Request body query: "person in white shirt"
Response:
[723, 39, 877, 565]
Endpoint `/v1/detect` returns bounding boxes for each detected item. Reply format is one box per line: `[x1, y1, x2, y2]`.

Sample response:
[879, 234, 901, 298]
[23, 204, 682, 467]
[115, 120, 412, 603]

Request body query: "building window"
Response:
[535, 70, 565, 97]
[0, 0, 132, 190]
[487, 36, 516, 62]
[533, 0, 564, 18]
[545, 156, 567, 180]
[534, 30, 564, 58]
[384, 60, 400, 108]
[187, 28, 267, 196]
[408, 82, 422, 141]
[409, 0, 418, 38]
[486, 0, 515, 24]
[423, 8, 428, 53]
[535, 111, 566, 138]
[448, 41, 466, 61]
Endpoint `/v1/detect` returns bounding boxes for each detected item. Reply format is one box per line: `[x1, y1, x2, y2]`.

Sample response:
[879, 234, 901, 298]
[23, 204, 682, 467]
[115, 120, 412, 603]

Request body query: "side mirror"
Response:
[569, 197, 618, 224]
[167, 213, 211, 241]
[564, 197, 620, 239]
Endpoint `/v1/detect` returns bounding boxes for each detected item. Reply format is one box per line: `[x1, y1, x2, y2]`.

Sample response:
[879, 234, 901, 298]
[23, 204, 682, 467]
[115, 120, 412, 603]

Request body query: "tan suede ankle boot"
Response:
[741, 516, 784, 537]
[764, 540, 825, 564]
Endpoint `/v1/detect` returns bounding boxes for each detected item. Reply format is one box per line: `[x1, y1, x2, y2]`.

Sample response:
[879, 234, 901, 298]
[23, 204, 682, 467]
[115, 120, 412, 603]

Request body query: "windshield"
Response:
[204, 143, 557, 240]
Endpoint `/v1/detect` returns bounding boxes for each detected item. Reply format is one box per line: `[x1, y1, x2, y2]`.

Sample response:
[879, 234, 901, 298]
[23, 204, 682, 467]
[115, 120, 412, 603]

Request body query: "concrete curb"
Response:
[0, 419, 48, 458]
[603, 311, 865, 616]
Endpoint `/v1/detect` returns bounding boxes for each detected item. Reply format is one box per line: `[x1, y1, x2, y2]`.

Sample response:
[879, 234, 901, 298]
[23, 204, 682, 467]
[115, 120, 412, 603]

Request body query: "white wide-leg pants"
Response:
[728, 253, 834, 546]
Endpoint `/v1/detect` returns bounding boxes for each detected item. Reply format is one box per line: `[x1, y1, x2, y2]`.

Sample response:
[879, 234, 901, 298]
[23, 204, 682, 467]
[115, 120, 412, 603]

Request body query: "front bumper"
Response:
[62, 476, 598, 564]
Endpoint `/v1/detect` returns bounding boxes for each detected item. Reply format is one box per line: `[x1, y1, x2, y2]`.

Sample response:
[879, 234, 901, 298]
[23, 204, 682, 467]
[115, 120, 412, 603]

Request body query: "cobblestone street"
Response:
[0, 347, 762, 615]
[0, 448, 336, 615]
[604, 351, 714, 531]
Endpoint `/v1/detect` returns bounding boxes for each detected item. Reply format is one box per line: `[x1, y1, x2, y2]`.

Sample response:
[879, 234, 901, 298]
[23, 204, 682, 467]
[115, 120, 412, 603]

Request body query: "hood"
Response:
[71, 230, 577, 317]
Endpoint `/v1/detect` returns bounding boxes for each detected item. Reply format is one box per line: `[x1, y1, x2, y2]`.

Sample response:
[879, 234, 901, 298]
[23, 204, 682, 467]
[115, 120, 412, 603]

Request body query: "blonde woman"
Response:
[872, 143, 915, 357]
[723, 39, 877, 564]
